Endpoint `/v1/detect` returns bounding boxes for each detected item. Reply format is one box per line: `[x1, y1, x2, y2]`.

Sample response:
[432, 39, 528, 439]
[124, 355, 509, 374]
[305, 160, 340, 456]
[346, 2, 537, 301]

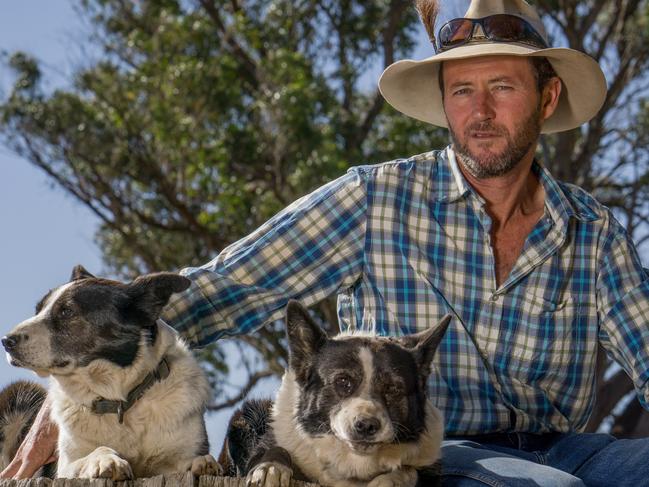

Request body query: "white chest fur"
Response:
[50, 323, 211, 477]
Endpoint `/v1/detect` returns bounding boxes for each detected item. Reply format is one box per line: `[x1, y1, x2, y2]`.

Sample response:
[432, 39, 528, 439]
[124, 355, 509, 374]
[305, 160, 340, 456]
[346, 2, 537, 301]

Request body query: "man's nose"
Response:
[472, 91, 496, 120]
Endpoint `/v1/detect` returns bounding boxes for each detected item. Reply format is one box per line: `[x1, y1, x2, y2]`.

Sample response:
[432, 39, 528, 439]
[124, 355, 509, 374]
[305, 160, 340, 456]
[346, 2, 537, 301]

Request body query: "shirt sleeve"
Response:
[596, 214, 649, 407]
[161, 169, 368, 347]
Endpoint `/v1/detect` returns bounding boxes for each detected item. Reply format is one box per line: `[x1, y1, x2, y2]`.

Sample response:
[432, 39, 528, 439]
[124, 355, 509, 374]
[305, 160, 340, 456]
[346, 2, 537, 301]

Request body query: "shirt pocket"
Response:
[508, 293, 579, 379]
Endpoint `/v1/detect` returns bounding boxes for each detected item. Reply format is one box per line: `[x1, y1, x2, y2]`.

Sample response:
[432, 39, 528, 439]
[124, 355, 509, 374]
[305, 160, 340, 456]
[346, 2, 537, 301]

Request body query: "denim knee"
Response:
[441, 440, 586, 487]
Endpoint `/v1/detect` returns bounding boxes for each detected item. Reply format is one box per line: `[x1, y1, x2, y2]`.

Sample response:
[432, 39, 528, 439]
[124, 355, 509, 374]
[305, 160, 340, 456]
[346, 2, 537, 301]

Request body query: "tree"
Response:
[0, 0, 446, 411]
[2, 0, 649, 434]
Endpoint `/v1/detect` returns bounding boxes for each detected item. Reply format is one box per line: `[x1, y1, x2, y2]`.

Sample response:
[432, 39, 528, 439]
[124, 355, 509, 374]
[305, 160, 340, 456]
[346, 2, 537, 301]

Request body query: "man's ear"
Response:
[285, 300, 328, 383]
[126, 273, 191, 323]
[70, 265, 95, 281]
[541, 76, 562, 122]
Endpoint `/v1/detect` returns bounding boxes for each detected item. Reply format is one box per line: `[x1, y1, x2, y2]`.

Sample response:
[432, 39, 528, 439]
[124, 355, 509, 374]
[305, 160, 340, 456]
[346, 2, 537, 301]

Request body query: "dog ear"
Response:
[285, 300, 328, 381]
[401, 314, 452, 378]
[126, 273, 191, 323]
[70, 265, 95, 281]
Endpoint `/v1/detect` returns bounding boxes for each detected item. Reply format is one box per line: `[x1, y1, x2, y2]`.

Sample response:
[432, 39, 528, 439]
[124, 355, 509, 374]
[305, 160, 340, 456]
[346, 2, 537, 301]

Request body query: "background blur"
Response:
[2, 0, 649, 457]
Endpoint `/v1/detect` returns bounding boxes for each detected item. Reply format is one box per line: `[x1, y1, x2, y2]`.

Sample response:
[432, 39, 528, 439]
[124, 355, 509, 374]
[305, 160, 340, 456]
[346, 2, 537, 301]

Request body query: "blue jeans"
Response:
[441, 432, 648, 486]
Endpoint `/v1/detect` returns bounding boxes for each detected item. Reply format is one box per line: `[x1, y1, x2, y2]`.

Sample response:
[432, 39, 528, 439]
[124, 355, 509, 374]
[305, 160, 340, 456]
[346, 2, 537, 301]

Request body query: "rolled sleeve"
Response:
[162, 169, 368, 347]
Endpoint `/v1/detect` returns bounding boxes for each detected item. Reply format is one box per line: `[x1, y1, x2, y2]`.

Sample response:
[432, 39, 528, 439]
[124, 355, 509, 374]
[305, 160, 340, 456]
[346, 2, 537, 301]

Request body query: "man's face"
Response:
[442, 55, 552, 179]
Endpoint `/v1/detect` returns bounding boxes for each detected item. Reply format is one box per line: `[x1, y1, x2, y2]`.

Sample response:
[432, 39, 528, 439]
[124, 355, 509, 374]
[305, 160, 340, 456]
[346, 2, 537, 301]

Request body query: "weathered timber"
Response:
[0, 476, 319, 487]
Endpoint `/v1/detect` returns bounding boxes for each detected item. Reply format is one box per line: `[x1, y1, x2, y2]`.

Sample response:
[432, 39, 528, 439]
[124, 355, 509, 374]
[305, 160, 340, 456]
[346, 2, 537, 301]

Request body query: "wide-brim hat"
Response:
[378, 0, 607, 134]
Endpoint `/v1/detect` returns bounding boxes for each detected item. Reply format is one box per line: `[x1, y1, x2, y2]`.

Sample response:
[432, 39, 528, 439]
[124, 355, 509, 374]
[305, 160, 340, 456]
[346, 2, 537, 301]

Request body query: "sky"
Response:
[0, 3, 101, 380]
[0, 0, 469, 456]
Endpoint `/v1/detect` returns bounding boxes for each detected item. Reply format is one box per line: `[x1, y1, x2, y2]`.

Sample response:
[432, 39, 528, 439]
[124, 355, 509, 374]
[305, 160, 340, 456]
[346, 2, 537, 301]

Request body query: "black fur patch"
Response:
[0, 381, 47, 470]
[27, 269, 191, 369]
[44, 280, 143, 367]
[222, 398, 273, 476]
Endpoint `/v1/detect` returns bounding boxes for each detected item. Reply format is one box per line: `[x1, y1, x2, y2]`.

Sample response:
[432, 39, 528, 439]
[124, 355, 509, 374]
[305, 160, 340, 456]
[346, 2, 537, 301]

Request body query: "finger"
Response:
[0, 460, 21, 480]
[15, 460, 39, 480]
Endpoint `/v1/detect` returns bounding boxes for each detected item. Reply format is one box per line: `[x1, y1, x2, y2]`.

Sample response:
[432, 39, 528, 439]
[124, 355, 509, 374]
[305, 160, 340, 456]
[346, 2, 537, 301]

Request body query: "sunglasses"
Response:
[435, 14, 549, 53]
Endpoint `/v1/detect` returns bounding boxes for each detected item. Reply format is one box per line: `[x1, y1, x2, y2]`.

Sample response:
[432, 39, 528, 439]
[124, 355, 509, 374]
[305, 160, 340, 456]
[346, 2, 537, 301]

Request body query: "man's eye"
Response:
[453, 88, 470, 96]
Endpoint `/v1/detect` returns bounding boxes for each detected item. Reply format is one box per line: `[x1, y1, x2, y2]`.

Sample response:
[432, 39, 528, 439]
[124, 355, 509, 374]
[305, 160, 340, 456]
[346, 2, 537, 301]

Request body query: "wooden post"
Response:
[0, 476, 320, 487]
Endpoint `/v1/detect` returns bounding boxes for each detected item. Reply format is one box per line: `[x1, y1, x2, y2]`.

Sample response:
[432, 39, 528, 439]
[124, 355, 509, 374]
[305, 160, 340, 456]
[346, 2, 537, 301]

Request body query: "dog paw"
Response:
[76, 448, 133, 481]
[246, 461, 293, 487]
[368, 468, 417, 487]
[190, 454, 223, 476]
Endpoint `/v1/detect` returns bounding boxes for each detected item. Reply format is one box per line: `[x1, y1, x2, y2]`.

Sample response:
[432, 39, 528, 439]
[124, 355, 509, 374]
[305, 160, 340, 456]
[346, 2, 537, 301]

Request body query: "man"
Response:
[4, 0, 649, 485]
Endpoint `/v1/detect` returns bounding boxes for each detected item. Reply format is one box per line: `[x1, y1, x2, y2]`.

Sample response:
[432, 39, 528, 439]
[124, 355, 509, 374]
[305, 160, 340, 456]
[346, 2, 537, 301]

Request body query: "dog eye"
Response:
[334, 375, 354, 396]
[58, 306, 74, 319]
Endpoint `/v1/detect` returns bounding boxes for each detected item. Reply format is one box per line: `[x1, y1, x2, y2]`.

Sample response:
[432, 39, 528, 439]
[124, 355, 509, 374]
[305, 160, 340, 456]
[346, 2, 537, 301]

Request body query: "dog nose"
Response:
[353, 417, 381, 437]
[2, 334, 25, 351]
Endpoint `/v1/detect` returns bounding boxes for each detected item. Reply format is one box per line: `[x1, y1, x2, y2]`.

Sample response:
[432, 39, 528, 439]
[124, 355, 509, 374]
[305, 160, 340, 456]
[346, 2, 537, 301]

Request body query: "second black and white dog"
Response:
[2, 266, 221, 480]
[224, 301, 450, 487]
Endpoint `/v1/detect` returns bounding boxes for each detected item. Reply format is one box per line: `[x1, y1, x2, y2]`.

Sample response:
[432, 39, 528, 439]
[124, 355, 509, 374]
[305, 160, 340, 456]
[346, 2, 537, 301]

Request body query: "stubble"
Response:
[449, 102, 543, 179]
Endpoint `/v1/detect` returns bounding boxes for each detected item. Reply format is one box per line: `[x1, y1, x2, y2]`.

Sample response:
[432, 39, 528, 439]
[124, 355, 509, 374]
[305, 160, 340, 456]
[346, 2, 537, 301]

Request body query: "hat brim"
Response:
[378, 43, 607, 134]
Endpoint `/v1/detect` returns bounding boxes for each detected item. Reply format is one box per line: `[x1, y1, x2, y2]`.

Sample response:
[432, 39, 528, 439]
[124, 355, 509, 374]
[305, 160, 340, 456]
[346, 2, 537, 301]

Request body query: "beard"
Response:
[448, 103, 542, 179]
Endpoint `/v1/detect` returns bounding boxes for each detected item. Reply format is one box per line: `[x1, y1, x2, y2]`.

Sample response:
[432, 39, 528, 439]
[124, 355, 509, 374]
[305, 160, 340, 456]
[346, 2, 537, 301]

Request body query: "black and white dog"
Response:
[224, 301, 450, 487]
[1, 266, 221, 480]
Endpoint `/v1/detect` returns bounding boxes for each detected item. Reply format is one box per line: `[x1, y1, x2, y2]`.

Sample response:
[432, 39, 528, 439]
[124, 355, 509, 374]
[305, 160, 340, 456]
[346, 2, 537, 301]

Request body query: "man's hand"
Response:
[0, 397, 58, 479]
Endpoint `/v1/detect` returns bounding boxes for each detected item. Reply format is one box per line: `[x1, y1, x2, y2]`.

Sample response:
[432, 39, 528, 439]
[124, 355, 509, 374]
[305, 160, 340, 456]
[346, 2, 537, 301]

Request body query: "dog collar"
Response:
[91, 357, 170, 424]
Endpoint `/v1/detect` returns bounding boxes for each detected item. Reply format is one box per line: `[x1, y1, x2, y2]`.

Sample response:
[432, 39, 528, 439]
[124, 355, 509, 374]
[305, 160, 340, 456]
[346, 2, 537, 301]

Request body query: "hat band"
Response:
[436, 14, 549, 53]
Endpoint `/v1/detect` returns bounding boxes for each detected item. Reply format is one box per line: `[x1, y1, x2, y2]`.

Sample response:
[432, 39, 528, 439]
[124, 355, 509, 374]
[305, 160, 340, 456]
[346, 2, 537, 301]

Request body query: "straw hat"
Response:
[378, 0, 607, 134]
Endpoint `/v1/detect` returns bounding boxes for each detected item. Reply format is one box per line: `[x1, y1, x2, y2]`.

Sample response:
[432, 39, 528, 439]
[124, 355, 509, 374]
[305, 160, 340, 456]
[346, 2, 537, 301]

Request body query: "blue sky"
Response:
[0, 2, 101, 381]
[0, 0, 468, 454]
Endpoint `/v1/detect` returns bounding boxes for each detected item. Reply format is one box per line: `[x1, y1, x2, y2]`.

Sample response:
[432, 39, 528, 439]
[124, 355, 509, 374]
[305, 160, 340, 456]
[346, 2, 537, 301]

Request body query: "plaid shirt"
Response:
[163, 147, 649, 435]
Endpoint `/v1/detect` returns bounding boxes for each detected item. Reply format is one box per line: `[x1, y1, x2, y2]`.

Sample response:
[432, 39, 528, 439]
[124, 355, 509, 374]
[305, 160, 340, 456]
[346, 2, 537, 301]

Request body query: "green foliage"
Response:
[1, 0, 446, 278]
[0, 0, 446, 409]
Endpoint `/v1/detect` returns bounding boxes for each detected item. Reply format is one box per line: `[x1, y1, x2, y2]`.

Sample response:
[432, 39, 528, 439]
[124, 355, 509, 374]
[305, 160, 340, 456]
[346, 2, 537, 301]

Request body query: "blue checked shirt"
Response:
[163, 147, 649, 435]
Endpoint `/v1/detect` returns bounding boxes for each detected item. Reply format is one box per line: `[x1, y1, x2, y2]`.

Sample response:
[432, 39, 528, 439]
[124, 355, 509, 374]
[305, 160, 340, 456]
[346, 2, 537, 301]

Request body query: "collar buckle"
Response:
[90, 357, 170, 423]
[117, 401, 125, 424]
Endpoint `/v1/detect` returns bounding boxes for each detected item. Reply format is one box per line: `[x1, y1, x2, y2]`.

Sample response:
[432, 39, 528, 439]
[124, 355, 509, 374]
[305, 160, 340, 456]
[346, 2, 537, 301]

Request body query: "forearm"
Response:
[162, 170, 368, 347]
[0, 393, 58, 479]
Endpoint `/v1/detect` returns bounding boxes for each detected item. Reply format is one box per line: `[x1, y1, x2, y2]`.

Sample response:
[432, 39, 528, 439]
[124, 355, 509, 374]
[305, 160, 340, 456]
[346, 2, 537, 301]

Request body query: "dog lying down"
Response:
[1, 266, 221, 480]
[222, 300, 450, 487]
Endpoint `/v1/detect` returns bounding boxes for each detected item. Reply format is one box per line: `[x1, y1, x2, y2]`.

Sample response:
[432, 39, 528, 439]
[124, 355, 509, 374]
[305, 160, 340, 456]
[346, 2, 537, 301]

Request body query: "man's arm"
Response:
[596, 216, 649, 406]
[0, 396, 58, 479]
[162, 169, 368, 347]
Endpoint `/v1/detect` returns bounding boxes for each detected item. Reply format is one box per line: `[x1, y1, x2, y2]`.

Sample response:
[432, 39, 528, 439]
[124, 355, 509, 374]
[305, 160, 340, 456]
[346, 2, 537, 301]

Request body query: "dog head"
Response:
[284, 300, 450, 455]
[2, 265, 190, 376]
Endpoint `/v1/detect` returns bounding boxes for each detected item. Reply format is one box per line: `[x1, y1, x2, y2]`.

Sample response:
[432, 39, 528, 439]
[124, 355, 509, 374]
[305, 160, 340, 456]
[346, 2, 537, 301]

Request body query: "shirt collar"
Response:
[430, 146, 472, 203]
[434, 146, 599, 225]
[534, 162, 599, 225]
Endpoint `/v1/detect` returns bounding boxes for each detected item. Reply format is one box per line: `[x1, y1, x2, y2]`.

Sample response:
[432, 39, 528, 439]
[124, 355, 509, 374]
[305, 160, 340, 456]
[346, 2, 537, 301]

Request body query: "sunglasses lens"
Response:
[439, 19, 474, 49]
[483, 14, 525, 41]
[437, 15, 548, 51]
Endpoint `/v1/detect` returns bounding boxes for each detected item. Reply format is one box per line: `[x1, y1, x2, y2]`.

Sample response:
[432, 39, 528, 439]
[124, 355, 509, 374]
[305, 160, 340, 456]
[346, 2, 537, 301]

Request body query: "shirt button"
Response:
[490, 294, 500, 302]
